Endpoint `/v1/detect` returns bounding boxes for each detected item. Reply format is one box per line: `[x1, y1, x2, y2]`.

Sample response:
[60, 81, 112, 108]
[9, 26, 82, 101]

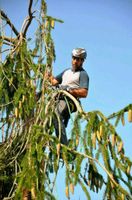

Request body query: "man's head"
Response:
[71, 48, 87, 71]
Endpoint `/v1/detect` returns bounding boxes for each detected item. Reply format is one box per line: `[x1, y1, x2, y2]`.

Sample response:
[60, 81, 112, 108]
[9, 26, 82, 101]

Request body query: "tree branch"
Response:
[22, 0, 34, 37]
[107, 104, 132, 120]
[0, 36, 16, 49]
[0, 10, 19, 36]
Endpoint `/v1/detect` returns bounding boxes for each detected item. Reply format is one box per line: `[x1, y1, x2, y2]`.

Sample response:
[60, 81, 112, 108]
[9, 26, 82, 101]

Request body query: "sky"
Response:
[0, 0, 132, 199]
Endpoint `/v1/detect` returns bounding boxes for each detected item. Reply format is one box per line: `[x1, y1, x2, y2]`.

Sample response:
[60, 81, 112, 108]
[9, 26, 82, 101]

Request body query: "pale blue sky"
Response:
[1, 0, 132, 199]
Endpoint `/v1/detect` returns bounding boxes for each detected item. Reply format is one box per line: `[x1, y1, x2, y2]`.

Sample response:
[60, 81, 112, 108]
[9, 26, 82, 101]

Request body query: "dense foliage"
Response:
[0, 1, 132, 199]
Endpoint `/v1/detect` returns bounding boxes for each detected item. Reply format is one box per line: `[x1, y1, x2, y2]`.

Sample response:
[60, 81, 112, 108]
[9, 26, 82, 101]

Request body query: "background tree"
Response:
[0, 0, 132, 199]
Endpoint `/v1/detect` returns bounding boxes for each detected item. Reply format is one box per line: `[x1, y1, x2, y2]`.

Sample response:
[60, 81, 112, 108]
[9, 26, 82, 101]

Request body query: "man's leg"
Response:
[54, 100, 70, 145]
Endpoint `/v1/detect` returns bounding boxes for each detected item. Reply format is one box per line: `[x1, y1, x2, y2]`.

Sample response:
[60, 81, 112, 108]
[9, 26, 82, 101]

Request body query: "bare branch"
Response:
[1, 48, 10, 54]
[0, 10, 19, 36]
[28, 0, 33, 16]
[22, 0, 35, 37]
[3, 41, 14, 47]
[0, 35, 16, 44]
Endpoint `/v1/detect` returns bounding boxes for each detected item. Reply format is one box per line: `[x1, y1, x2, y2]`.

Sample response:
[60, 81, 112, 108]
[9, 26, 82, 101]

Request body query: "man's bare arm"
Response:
[69, 88, 88, 98]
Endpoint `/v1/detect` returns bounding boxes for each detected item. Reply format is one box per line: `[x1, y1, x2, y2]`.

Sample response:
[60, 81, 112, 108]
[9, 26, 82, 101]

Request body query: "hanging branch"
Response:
[60, 144, 129, 196]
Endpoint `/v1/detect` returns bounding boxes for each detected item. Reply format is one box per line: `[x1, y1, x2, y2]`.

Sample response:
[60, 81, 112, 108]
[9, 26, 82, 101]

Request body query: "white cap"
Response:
[72, 48, 87, 59]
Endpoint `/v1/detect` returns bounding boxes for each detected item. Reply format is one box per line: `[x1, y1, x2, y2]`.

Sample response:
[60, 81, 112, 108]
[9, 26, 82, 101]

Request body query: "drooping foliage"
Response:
[0, 1, 132, 199]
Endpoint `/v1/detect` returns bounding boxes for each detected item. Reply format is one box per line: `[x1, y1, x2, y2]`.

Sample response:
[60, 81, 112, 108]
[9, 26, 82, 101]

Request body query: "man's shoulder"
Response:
[80, 68, 89, 76]
[64, 68, 71, 72]
[62, 68, 72, 75]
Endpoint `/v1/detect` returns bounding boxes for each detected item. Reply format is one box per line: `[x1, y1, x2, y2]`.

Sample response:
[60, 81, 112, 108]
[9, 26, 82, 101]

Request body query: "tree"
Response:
[0, 0, 132, 199]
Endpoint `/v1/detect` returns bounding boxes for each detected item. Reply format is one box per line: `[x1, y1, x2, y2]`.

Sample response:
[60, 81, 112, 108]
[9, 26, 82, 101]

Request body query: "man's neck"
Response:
[72, 67, 83, 72]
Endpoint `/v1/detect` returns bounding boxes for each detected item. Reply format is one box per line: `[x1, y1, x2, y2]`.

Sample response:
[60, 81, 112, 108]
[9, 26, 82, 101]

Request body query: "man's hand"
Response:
[58, 85, 70, 91]
[44, 71, 51, 80]
[44, 72, 59, 86]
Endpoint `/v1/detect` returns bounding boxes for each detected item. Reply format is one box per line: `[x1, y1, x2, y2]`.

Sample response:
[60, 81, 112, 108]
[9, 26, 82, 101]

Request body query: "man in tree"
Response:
[49, 48, 89, 145]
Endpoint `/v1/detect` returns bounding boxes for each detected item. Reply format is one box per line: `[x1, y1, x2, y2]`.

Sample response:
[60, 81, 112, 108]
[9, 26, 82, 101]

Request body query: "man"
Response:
[49, 48, 89, 145]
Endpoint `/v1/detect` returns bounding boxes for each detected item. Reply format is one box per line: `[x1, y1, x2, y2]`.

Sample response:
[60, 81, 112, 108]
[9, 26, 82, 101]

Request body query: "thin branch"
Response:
[107, 104, 132, 120]
[22, 0, 35, 37]
[11, 32, 24, 54]
[3, 194, 15, 200]
[1, 48, 10, 54]
[28, 0, 33, 16]
[0, 10, 19, 36]
[1, 68, 17, 90]
[3, 41, 14, 46]
[61, 143, 118, 186]
[0, 35, 16, 44]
